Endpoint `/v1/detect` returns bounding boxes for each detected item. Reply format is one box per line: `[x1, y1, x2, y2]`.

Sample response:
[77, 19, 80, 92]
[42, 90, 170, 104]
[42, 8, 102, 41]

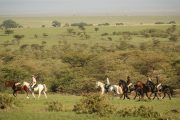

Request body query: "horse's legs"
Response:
[32, 92, 36, 98]
[134, 90, 138, 100]
[101, 88, 105, 95]
[156, 92, 160, 100]
[43, 91, 47, 99]
[125, 92, 130, 99]
[38, 90, 41, 99]
[162, 92, 166, 99]
[119, 94, 123, 99]
[167, 92, 171, 100]
[25, 90, 29, 99]
[146, 92, 151, 100]
[13, 90, 17, 97]
[123, 93, 125, 100]
[140, 89, 144, 100]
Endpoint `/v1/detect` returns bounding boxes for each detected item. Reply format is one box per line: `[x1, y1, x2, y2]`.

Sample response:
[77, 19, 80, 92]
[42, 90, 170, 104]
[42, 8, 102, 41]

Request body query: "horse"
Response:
[145, 80, 160, 100]
[133, 81, 152, 100]
[95, 81, 123, 96]
[118, 79, 130, 99]
[22, 81, 47, 99]
[155, 84, 173, 100]
[4, 80, 30, 98]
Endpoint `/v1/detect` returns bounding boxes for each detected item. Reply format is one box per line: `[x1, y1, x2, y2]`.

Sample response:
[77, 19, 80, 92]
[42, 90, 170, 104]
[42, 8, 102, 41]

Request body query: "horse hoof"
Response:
[26, 96, 29, 99]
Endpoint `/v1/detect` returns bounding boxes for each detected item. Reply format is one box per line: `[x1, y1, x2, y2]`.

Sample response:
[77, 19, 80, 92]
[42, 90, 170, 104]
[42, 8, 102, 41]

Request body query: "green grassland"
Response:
[0, 16, 180, 27]
[0, 94, 180, 120]
[0, 23, 180, 50]
[0, 16, 180, 120]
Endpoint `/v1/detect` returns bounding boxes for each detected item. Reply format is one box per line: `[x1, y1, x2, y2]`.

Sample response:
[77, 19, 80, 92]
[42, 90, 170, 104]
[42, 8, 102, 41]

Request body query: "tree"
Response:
[4, 29, 14, 35]
[67, 28, 74, 34]
[1, 19, 19, 29]
[52, 20, 61, 27]
[78, 25, 85, 31]
[94, 27, 99, 32]
[169, 34, 178, 42]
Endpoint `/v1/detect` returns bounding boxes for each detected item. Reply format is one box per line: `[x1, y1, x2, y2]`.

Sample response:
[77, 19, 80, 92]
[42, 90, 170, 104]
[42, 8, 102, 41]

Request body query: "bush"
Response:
[46, 101, 63, 112]
[73, 93, 116, 116]
[117, 105, 160, 118]
[4, 29, 14, 35]
[43, 33, 48, 37]
[101, 33, 109, 36]
[155, 21, 164, 24]
[169, 34, 178, 42]
[13, 34, 24, 40]
[0, 94, 19, 110]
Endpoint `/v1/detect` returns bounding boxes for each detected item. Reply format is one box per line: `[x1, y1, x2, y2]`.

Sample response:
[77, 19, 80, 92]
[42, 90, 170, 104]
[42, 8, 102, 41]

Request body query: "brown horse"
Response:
[5, 80, 30, 98]
[133, 81, 154, 100]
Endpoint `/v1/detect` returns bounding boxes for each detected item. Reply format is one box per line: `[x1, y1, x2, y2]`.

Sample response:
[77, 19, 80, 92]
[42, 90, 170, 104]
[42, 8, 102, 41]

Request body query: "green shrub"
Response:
[46, 101, 63, 112]
[0, 94, 19, 110]
[117, 105, 160, 118]
[73, 93, 116, 116]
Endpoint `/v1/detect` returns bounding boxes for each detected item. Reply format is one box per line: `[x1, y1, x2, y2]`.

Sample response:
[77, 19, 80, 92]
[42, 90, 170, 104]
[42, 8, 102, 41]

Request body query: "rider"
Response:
[31, 75, 37, 91]
[105, 76, 110, 92]
[156, 75, 162, 90]
[127, 76, 132, 88]
[146, 75, 155, 92]
[147, 75, 152, 82]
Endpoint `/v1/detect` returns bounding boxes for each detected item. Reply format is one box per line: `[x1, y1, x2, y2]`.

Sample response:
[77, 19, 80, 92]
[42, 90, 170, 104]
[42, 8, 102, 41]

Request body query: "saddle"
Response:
[31, 84, 38, 91]
[104, 84, 111, 92]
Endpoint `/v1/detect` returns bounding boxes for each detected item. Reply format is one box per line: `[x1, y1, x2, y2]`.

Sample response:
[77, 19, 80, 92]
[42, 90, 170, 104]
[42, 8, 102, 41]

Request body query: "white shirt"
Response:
[32, 76, 37, 83]
[106, 77, 110, 85]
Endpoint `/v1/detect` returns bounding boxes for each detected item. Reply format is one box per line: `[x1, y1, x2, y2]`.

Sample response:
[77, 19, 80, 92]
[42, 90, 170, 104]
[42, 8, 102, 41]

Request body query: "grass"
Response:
[0, 24, 180, 51]
[0, 16, 180, 27]
[0, 94, 180, 120]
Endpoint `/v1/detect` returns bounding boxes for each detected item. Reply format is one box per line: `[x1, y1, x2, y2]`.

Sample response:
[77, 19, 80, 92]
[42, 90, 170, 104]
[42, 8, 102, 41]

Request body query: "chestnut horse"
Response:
[133, 81, 156, 100]
[5, 80, 30, 98]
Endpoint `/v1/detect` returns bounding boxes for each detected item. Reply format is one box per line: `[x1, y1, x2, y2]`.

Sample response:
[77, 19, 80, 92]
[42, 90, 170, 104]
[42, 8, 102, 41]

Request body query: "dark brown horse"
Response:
[4, 80, 30, 98]
[133, 81, 156, 100]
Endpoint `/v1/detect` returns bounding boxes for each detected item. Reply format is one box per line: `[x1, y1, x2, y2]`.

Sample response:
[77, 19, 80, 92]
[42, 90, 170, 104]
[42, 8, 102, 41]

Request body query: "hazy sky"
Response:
[0, 0, 180, 16]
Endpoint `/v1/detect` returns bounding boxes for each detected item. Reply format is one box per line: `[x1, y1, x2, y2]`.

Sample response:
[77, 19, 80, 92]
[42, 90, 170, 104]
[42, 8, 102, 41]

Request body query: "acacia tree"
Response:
[52, 20, 61, 27]
[94, 27, 99, 32]
[1, 19, 19, 29]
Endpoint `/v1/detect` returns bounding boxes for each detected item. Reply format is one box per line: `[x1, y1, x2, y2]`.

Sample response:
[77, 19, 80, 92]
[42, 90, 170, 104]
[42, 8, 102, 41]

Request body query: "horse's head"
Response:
[95, 81, 100, 88]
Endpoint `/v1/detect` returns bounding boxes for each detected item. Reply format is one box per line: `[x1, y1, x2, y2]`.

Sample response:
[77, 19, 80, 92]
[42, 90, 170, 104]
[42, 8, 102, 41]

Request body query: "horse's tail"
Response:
[43, 84, 48, 92]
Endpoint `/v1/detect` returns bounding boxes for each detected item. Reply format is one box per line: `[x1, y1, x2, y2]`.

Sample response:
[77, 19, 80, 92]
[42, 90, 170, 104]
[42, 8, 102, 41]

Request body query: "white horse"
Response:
[95, 81, 123, 96]
[22, 81, 47, 99]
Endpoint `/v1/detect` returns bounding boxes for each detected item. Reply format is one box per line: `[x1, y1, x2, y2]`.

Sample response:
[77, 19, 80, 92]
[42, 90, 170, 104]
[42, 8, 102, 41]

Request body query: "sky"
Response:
[0, 0, 180, 16]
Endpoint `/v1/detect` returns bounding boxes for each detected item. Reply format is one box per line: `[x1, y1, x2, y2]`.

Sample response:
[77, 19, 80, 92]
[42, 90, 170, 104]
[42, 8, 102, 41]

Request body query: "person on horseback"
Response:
[104, 76, 110, 92]
[31, 75, 37, 91]
[127, 76, 133, 88]
[156, 75, 162, 90]
[146, 75, 156, 93]
[126, 76, 133, 92]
